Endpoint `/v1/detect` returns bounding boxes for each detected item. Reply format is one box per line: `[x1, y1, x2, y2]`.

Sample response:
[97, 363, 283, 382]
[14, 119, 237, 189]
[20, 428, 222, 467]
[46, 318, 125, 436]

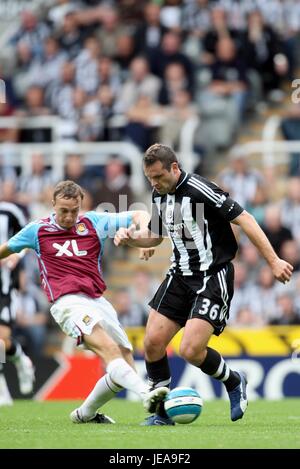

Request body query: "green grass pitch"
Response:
[0, 399, 299, 449]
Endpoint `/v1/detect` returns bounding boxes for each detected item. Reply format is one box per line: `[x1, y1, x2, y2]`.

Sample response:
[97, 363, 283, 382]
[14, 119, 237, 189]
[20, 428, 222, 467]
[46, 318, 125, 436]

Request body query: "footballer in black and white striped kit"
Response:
[114, 144, 293, 425]
[0, 202, 27, 325]
[148, 171, 243, 335]
[0, 201, 35, 404]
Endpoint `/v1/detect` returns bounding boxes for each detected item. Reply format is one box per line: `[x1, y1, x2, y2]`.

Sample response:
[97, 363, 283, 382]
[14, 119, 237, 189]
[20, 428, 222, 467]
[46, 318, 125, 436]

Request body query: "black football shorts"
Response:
[149, 263, 234, 335]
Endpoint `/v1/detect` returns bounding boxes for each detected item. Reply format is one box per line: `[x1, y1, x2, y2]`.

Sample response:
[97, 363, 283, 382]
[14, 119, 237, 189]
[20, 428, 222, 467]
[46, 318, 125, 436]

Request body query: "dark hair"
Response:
[143, 144, 178, 170]
[53, 180, 84, 202]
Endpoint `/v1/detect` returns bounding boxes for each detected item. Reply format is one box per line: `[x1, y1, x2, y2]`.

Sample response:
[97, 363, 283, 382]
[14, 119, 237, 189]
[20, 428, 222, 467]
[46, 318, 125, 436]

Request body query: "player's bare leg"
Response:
[70, 325, 168, 423]
[0, 325, 12, 406]
[0, 324, 34, 403]
[0, 363, 13, 406]
[181, 318, 248, 421]
[142, 311, 180, 425]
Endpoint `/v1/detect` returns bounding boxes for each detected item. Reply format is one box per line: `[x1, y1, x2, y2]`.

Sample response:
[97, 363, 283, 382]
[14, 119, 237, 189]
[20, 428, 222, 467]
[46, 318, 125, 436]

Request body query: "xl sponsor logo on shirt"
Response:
[53, 240, 87, 257]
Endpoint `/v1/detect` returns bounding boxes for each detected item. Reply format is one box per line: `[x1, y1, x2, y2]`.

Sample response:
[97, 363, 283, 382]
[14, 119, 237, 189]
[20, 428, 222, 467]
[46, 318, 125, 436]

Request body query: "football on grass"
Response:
[164, 387, 203, 424]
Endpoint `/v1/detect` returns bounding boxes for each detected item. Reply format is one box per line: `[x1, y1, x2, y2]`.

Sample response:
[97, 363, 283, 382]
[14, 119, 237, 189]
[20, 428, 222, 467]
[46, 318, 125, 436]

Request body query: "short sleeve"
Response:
[7, 222, 40, 252]
[217, 196, 244, 221]
[85, 211, 133, 238]
[187, 175, 244, 221]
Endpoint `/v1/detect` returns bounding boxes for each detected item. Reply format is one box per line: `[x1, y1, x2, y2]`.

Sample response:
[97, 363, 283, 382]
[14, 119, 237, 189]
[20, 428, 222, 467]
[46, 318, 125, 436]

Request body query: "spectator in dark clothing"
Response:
[92, 156, 136, 268]
[58, 12, 86, 60]
[280, 240, 300, 273]
[93, 156, 134, 211]
[209, 37, 248, 118]
[134, 2, 168, 55]
[15, 86, 51, 143]
[270, 294, 300, 325]
[113, 288, 147, 327]
[262, 205, 293, 255]
[114, 34, 136, 80]
[281, 104, 300, 176]
[159, 62, 191, 105]
[201, 6, 242, 65]
[64, 153, 97, 193]
[147, 31, 195, 93]
[241, 10, 288, 95]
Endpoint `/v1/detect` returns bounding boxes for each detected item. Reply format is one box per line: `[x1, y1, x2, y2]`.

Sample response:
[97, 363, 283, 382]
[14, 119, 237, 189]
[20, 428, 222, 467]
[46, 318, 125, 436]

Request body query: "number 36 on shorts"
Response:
[197, 298, 222, 321]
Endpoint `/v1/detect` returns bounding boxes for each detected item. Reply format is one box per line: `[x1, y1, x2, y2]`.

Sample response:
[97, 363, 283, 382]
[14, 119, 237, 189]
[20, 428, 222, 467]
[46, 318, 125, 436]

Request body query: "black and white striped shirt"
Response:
[148, 171, 244, 276]
[0, 202, 27, 296]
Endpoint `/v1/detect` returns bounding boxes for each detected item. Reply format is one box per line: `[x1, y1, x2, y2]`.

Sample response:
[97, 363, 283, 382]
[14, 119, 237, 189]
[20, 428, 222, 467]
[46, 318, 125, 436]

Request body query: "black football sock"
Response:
[199, 347, 240, 392]
[6, 341, 17, 356]
[146, 355, 171, 418]
[6, 339, 23, 362]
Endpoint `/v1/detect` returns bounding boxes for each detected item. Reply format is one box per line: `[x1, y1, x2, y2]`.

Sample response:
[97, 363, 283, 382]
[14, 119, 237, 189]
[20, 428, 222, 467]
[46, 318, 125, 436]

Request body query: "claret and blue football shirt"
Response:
[8, 211, 132, 303]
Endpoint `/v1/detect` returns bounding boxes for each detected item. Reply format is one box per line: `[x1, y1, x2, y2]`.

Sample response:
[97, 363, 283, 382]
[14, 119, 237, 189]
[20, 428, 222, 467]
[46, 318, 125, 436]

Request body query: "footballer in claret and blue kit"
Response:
[6, 211, 128, 304]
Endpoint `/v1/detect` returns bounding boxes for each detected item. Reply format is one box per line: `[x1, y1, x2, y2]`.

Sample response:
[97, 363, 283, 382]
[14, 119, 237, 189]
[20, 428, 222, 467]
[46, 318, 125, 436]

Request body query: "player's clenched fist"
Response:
[114, 224, 136, 246]
[270, 258, 294, 284]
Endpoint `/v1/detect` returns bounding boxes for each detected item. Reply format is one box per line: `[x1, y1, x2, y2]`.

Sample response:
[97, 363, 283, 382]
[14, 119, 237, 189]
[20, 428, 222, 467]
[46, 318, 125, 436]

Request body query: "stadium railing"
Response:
[3, 114, 299, 180]
[238, 139, 300, 167]
[0, 139, 146, 194]
[0, 114, 202, 190]
[261, 114, 283, 167]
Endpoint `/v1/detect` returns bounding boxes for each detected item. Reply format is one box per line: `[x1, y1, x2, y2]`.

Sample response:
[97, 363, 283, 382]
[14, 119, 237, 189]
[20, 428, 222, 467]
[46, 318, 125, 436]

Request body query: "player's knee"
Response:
[179, 344, 194, 362]
[144, 334, 165, 356]
[88, 339, 121, 363]
[179, 343, 205, 364]
[0, 326, 11, 343]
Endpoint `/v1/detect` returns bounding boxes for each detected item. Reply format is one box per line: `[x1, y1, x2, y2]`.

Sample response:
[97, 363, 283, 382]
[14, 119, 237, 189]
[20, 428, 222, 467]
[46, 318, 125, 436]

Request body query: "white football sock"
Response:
[79, 373, 122, 420]
[107, 358, 148, 397]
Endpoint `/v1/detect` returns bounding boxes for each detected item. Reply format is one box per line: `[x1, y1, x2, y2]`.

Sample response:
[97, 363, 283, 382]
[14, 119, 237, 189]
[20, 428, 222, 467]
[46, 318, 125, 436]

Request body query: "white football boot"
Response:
[0, 374, 13, 406]
[15, 354, 35, 395]
[142, 386, 169, 413]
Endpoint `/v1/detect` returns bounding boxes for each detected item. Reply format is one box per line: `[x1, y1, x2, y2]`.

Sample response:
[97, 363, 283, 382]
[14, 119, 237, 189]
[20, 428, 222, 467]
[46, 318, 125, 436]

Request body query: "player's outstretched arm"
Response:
[131, 210, 151, 231]
[232, 210, 293, 284]
[114, 225, 163, 249]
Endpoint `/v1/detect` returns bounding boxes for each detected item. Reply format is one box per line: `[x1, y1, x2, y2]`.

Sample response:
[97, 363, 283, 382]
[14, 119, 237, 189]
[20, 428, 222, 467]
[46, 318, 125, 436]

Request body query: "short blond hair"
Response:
[53, 180, 84, 202]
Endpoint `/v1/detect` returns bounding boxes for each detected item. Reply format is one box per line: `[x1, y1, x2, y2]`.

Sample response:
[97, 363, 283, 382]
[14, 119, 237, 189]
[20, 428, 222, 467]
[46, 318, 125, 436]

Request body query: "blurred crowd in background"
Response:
[1, 0, 300, 357]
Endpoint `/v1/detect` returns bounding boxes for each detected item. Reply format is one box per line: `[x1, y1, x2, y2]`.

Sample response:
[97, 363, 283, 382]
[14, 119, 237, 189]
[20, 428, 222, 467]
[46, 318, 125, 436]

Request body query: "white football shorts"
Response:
[50, 294, 133, 350]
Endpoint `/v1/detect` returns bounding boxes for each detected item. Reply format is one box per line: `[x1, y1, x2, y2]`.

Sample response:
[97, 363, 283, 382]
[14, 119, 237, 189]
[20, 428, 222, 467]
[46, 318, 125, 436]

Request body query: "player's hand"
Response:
[271, 258, 294, 284]
[0, 253, 20, 270]
[114, 224, 137, 246]
[139, 248, 155, 261]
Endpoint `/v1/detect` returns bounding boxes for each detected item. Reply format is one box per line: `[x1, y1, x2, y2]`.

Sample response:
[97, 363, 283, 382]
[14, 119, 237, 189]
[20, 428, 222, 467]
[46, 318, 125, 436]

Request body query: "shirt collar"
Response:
[175, 170, 187, 191]
[50, 213, 80, 231]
